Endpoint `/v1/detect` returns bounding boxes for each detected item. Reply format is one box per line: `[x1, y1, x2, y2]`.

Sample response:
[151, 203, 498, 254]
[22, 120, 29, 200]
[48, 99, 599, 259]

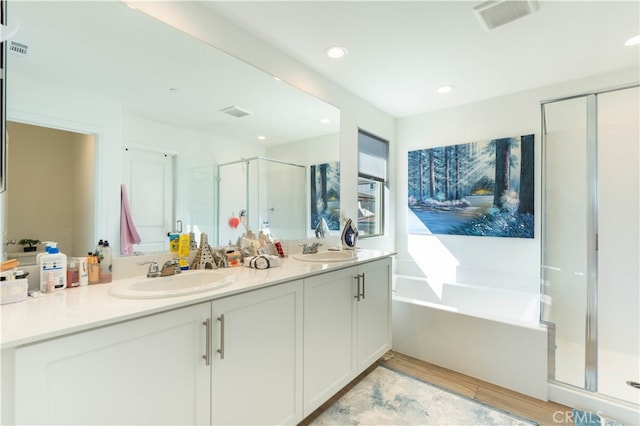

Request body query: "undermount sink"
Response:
[110, 270, 235, 299]
[292, 250, 357, 263]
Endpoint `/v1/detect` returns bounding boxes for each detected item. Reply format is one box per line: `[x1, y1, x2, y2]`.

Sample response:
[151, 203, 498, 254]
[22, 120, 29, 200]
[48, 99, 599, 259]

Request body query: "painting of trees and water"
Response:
[310, 161, 341, 231]
[408, 134, 534, 238]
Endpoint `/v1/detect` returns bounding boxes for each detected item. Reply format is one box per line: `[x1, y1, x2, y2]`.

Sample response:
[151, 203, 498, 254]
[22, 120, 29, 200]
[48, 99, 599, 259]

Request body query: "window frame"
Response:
[357, 128, 388, 238]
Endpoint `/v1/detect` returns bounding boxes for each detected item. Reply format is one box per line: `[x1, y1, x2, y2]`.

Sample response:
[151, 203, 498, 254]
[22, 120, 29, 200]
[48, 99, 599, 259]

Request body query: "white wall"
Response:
[395, 67, 639, 295]
[268, 133, 340, 167]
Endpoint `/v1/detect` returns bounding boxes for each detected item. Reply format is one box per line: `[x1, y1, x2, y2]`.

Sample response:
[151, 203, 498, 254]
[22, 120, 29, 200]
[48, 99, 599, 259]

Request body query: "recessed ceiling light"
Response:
[326, 46, 348, 59]
[437, 85, 455, 94]
[319, 118, 331, 124]
[624, 34, 640, 46]
[257, 136, 267, 141]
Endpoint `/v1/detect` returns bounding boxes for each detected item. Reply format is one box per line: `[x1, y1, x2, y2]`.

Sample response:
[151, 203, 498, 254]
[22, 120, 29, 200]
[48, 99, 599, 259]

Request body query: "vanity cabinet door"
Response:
[303, 266, 358, 416]
[14, 303, 211, 425]
[356, 257, 392, 371]
[210, 280, 303, 426]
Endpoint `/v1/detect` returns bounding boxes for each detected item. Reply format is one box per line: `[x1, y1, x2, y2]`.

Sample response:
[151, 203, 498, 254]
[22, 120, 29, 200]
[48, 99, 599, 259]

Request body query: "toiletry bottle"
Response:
[178, 234, 190, 270]
[46, 272, 55, 293]
[66, 258, 80, 288]
[88, 253, 100, 284]
[39, 242, 67, 292]
[168, 233, 180, 254]
[96, 239, 104, 260]
[99, 240, 112, 283]
[36, 242, 52, 267]
[77, 257, 89, 286]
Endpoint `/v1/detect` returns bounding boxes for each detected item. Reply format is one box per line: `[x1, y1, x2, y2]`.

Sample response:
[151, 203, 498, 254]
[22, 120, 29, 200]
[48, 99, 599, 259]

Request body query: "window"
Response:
[358, 129, 388, 237]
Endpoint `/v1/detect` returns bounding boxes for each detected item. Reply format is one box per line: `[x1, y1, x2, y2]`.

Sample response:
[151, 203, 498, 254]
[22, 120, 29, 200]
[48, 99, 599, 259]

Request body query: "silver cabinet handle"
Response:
[354, 273, 365, 301]
[361, 273, 366, 300]
[217, 314, 225, 359]
[202, 318, 211, 366]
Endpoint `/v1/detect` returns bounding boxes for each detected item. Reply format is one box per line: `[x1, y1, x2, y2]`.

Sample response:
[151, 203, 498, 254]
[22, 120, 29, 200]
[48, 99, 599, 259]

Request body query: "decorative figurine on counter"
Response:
[190, 233, 218, 270]
[341, 217, 358, 250]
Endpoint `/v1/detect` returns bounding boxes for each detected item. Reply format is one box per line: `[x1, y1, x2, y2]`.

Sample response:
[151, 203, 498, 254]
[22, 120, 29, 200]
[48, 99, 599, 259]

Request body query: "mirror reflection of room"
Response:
[5, 0, 340, 263]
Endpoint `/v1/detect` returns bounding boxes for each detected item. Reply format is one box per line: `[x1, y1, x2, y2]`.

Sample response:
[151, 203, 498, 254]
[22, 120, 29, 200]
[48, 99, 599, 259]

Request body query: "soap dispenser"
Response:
[38, 242, 67, 292]
[341, 217, 358, 250]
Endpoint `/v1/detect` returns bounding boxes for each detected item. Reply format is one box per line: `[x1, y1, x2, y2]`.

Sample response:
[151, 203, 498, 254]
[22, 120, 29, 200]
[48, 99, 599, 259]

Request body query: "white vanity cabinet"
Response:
[13, 303, 211, 425]
[303, 257, 392, 416]
[210, 280, 303, 425]
[303, 266, 358, 415]
[4, 253, 392, 425]
[354, 257, 392, 371]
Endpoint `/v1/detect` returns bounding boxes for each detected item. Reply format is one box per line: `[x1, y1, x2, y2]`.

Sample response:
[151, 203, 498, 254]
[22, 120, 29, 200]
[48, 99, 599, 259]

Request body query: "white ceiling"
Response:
[205, 1, 640, 118]
[8, 0, 638, 143]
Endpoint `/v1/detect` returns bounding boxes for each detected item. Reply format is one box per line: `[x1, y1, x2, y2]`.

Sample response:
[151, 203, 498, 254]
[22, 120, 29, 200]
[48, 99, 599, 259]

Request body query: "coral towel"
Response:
[120, 184, 141, 255]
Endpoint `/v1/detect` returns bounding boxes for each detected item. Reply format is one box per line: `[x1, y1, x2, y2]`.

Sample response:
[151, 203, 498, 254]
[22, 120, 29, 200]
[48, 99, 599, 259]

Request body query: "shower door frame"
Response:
[540, 82, 640, 395]
[217, 156, 307, 245]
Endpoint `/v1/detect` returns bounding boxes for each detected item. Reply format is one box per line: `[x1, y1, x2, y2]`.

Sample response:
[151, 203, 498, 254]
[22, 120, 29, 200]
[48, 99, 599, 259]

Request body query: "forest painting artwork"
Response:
[310, 161, 341, 231]
[407, 134, 534, 238]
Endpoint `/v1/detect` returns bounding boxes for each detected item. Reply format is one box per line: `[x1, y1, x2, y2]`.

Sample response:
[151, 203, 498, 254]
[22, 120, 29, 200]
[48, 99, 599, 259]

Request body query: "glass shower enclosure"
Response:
[541, 84, 639, 409]
[217, 157, 307, 246]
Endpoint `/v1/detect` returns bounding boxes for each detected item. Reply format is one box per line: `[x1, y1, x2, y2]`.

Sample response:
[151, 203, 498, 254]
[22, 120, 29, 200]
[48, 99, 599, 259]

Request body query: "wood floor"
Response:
[301, 351, 573, 426]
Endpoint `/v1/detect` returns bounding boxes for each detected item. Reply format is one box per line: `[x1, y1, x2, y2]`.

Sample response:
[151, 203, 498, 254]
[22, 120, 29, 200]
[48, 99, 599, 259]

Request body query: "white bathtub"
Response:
[392, 275, 549, 400]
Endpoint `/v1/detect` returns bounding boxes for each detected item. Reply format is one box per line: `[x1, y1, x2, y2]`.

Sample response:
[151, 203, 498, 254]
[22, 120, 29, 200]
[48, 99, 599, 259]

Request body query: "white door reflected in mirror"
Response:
[122, 147, 175, 254]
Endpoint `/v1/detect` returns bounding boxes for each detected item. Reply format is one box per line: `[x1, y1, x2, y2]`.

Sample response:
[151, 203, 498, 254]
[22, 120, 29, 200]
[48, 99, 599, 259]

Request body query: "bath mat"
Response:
[310, 366, 536, 425]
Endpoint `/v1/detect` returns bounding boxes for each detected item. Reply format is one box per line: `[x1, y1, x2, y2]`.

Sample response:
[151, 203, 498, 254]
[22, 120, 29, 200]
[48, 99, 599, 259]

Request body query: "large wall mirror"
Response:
[4, 1, 340, 264]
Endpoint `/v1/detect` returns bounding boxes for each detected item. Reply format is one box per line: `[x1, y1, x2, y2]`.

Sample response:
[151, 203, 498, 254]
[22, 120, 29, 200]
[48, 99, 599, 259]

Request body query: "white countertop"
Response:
[1, 249, 393, 349]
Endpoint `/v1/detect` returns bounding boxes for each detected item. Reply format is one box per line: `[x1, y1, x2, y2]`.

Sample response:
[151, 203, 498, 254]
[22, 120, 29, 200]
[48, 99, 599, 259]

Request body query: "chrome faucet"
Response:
[160, 258, 182, 276]
[301, 242, 322, 254]
[138, 260, 160, 278]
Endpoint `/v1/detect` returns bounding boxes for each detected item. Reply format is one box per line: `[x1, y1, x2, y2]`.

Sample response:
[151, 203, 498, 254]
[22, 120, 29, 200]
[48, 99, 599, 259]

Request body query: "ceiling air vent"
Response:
[9, 41, 29, 57]
[220, 105, 252, 118]
[474, 0, 538, 30]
